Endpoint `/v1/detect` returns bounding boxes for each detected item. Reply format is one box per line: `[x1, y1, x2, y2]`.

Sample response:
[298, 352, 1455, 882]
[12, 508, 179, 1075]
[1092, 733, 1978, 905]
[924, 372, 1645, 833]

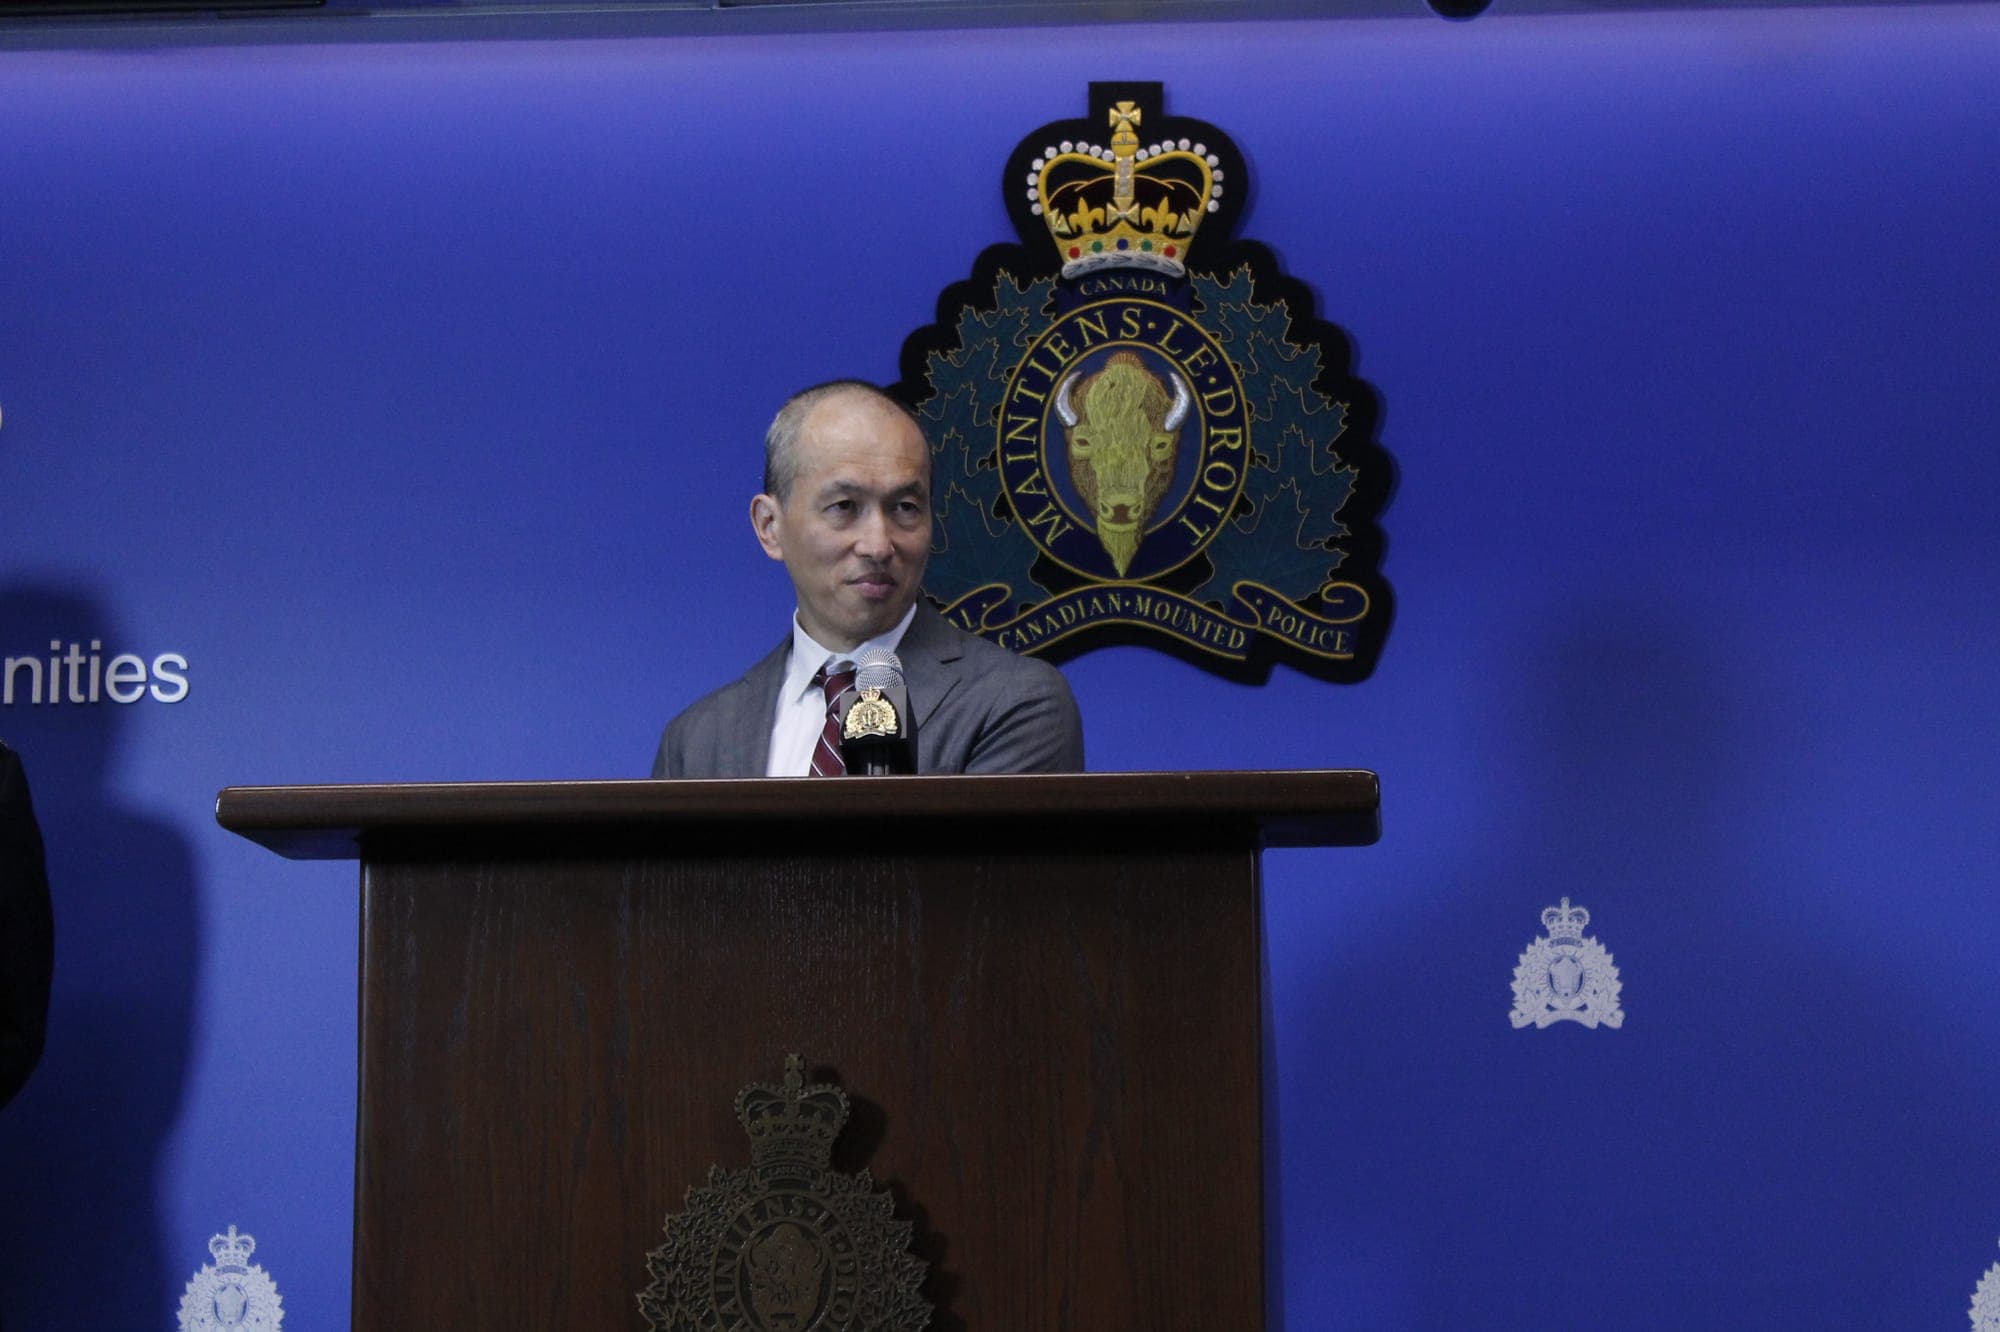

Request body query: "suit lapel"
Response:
[901, 603, 964, 732]
[725, 638, 791, 776]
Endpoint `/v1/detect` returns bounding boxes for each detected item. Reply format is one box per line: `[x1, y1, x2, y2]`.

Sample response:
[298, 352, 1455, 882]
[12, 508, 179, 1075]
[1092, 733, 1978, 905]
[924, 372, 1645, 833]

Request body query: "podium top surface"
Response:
[215, 769, 1379, 860]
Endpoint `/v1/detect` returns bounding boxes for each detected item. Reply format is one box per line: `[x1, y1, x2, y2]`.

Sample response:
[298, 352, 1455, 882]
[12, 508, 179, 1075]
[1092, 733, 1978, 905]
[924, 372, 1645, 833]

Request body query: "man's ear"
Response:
[749, 493, 785, 562]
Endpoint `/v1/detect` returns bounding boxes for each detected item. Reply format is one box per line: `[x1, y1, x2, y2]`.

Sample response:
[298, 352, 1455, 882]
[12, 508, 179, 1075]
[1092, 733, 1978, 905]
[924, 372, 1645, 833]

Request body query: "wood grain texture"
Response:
[354, 843, 1262, 1329]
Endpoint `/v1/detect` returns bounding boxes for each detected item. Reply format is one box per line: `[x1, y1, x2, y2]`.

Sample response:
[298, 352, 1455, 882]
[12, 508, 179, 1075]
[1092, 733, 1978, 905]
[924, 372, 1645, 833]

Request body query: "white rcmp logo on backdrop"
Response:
[1972, 1238, 2000, 1330]
[178, 1225, 283, 1332]
[1509, 897, 1624, 1029]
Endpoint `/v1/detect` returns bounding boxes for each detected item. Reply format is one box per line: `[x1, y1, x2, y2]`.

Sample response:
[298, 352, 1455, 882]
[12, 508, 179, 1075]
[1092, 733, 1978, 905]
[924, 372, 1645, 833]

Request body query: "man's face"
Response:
[751, 392, 932, 653]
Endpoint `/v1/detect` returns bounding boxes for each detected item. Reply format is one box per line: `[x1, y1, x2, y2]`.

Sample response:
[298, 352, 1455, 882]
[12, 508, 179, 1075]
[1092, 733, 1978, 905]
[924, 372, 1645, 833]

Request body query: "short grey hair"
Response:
[763, 380, 929, 498]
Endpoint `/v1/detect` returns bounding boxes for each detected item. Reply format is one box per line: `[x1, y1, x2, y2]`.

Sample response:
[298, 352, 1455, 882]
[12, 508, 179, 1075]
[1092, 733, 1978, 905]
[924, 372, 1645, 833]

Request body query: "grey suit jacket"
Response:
[652, 604, 1084, 778]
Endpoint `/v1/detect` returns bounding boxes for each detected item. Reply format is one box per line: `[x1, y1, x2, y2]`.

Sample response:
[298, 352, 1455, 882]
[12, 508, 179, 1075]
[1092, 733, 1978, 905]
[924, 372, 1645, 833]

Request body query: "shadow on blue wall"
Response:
[1292, 596, 1995, 1325]
[0, 584, 201, 1327]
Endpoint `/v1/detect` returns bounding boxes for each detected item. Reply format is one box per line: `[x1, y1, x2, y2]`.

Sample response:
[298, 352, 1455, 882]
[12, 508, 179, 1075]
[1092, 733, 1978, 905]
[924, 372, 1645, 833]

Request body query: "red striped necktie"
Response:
[808, 662, 856, 777]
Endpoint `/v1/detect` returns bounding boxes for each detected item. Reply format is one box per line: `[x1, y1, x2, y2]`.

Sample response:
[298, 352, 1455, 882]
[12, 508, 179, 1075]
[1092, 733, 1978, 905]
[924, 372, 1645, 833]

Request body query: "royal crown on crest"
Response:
[734, 1054, 849, 1171]
[208, 1225, 255, 1274]
[1027, 100, 1220, 278]
[1542, 897, 1590, 947]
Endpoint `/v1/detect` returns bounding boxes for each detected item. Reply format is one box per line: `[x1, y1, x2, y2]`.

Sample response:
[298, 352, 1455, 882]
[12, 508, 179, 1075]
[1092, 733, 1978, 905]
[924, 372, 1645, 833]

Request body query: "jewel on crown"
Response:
[208, 1225, 255, 1274]
[1542, 897, 1590, 948]
[1027, 100, 1222, 279]
[734, 1055, 850, 1171]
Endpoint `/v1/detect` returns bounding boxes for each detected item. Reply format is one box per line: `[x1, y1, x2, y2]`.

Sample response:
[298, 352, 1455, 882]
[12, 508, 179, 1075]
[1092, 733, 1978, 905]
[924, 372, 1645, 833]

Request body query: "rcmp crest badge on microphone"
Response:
[842, 689, 898, 739]
[896, 82, 1392, 683]
[837, 646, 915, 775]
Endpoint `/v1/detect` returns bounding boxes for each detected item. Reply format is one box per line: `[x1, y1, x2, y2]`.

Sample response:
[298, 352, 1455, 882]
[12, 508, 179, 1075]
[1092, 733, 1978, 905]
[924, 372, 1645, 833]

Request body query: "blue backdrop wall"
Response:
[3, 5, 1998, 1326]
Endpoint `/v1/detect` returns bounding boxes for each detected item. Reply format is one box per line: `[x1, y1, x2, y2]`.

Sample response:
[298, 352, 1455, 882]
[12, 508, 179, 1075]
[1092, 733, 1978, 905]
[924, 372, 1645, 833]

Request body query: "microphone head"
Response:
[839, 645, 914, 774]
[853, 646, 905, 693]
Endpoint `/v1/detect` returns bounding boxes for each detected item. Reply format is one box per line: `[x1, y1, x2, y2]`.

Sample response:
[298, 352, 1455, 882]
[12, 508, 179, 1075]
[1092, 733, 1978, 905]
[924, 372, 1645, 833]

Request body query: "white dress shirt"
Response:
[764, 605, 918, 777]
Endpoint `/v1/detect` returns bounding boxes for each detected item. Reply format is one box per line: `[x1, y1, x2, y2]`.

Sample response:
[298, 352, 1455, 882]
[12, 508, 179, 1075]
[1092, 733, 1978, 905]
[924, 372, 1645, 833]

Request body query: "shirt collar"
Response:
[782, 603, 918, 703]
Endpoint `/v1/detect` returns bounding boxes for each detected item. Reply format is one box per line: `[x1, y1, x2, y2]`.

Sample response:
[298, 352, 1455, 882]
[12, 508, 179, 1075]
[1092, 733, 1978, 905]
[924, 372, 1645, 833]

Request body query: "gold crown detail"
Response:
[1027, 101, 1221, 278]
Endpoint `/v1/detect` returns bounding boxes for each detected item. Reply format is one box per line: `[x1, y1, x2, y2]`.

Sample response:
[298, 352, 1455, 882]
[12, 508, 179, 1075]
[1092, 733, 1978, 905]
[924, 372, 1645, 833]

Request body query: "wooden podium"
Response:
[218, 770, 1377, 1330]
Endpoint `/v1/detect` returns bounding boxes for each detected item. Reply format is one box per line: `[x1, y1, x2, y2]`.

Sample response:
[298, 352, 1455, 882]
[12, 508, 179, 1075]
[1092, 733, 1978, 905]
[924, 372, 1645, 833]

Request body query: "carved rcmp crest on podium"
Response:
[896, 82, 1391, 683]
[177, 1225, 284, 1332]
[639, 1056, 930, 1332]
[1509, 897, 1625, 1030]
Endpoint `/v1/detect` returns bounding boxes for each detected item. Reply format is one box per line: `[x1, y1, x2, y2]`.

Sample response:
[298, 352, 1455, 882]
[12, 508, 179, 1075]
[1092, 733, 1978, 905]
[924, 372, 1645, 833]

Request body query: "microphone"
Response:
[836, 646, 915, 776]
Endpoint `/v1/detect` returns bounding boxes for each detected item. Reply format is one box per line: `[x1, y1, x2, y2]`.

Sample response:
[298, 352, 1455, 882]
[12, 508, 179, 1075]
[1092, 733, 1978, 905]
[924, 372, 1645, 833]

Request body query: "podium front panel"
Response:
[353, 839, 1263, 1329]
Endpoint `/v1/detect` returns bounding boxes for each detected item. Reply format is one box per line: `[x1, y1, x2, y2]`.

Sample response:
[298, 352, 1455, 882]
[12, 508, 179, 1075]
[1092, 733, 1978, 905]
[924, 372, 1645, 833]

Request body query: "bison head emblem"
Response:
[1054, 351, 1193, 577]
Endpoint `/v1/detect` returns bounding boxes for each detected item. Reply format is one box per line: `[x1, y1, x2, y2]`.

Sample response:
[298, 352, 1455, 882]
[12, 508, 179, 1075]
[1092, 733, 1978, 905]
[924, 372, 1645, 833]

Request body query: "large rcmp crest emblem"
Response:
[177, 1225, 283, 1332]
[639, 1056, 930, 1332]
[896, 82, 1391, 681]
[1509, 898, 1625, 1030]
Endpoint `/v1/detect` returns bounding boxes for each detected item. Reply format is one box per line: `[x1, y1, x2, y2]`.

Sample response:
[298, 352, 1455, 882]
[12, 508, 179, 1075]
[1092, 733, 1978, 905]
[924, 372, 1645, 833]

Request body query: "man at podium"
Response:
[654, 380, 1083, 778]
